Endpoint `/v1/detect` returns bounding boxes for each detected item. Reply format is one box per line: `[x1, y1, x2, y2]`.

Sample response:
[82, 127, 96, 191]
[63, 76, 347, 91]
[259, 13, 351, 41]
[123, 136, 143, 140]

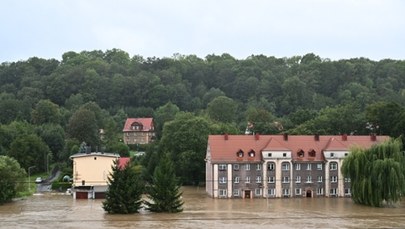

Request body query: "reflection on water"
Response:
[1, 187, 404, 228]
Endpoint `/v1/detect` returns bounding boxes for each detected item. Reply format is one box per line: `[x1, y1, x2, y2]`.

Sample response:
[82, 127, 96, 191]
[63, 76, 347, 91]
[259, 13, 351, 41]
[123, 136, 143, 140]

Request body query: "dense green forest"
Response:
[1, 49, 405, 184]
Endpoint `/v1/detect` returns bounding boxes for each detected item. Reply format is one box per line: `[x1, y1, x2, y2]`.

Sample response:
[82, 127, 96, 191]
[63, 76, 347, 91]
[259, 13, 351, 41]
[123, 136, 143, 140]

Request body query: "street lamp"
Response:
[28, 166, 36, 192]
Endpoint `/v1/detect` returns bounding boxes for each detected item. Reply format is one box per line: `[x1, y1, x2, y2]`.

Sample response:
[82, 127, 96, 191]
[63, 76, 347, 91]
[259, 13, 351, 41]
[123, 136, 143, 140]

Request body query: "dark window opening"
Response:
[236, 149, 244, 157]
[308, 149, 316, 157]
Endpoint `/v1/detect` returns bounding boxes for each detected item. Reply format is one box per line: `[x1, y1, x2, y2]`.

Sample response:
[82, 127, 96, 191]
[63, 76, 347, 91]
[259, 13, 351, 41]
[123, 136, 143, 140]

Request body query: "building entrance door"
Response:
[306, 190, 312, 198]
[244, 190, 251, 199]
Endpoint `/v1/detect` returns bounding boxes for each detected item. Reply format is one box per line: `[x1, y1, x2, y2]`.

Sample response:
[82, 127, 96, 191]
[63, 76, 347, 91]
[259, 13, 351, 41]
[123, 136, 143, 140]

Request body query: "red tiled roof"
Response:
[208, 134, 389, 163]
[118, 157, 130, 169]
[123, 118, 154, 132]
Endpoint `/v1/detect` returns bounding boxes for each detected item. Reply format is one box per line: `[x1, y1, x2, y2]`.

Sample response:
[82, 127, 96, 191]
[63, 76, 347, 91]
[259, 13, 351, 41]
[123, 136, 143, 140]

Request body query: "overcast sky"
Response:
[1, 0, 404, 62]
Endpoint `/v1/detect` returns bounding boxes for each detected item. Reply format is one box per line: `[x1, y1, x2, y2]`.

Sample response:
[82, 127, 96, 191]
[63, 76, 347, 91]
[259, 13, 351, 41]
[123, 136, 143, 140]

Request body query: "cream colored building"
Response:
[70, 152, 120, 199]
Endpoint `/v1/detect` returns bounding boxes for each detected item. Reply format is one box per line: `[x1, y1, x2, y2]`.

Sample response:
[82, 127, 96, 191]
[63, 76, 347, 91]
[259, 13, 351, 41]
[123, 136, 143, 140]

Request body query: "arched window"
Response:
[236, 149, 244, 158]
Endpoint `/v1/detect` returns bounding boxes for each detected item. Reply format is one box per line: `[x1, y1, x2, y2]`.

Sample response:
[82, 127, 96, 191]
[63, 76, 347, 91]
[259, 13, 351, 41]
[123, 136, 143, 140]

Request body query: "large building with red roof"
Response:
[123, 118, 155, 145]
[206, 134, 388, 199]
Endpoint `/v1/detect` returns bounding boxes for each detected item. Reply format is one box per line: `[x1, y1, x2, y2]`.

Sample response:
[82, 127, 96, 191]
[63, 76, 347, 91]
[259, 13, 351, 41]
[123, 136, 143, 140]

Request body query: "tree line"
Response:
[1, 50, 405, 189]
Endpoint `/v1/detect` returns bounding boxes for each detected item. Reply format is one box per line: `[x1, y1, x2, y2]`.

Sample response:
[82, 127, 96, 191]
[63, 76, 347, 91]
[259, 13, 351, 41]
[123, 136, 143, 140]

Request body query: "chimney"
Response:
[255, 133, 260, 140]
[342, 134, 347, 141]
[314, 134, 320, 141]
[224, 134, 228, 140]
[370, 134, 376, 141]
[283, 133, 288, 141]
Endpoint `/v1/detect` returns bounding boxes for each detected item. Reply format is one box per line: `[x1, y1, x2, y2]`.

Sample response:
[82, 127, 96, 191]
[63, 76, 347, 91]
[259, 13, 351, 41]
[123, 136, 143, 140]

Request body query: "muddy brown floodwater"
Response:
[1, 186, 404, 228]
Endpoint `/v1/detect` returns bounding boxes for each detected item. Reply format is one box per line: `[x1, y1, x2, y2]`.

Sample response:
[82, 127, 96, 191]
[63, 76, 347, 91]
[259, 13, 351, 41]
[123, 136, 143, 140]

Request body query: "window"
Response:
[306, 175, 312, 183]
[331, 176, 337, 183]
[233, 164, 240, 170]
[283, 188, 290, 196]
[219, 177, 227, 184]
[344, 188, 351, 196]
[255, 188, 262, 196]
[256, 164, 262, 171]
[295, 188, 302, 195]
[268, 188, 275, 196]
[245, 164, 251, 171]
[344, 153, 348, 157]
[268, 163, 274, 171]
[233, 189, 240, 197]
[309, 149, 316, 157]
[330, 188, 337, 196]
[330, 162, 337, 170]
[307, 163, 312, 170]
[330, 153, 335, 158]
[219, 164, 227, 171]
[236, 150, 244, 157]
[297, 150, 304, 158]
[295, 163, 301, 170]
[282, 176, 289, 183]
[296, 176, 301, 183]
[317, 188, 324, 195]
[344, 178, 351, 183]
[256, 176, 262, 183]
[234, 176, 240, 183]
[245, 176, 251, 183]
[282, 163, 290, 171]
[317, 176, 323, 183]
[219, 189, 227, 197]
[283, 153, 287, 157]
[248, 150, 255, 157]
[317, 163, 323, 170]
[268, 176, 275, 183]
[268, 153, 272, 157]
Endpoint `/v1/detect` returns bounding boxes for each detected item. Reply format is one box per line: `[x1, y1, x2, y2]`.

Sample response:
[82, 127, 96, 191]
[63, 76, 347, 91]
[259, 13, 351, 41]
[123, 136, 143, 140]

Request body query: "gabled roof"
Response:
[207, 134, 389, 163]
[123, 118, 154, 132]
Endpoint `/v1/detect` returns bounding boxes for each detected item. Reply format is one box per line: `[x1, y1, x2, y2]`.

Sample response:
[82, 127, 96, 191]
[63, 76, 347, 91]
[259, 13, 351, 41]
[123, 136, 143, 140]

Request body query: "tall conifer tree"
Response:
[103, 159, 144, 214]
[144, 153, 183, 213]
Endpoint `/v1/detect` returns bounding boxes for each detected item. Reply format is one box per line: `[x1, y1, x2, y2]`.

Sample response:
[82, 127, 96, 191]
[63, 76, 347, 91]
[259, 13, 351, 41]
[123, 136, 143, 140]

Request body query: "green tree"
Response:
[207, 96, 237, 123]
[342, 139, 405, 207]
[154, 102, 180, 138]
[66, 108, 99, 148]
[103, 159, 144, 214]
[160, 113, 210, 183]
[31, 99, 61, 124]
[35, 123, 65, 161]
[144, 153, 183, 213]
[8, 134, 51, 171]
[0, 156, 26, 204]
[365, 102, 403, 136]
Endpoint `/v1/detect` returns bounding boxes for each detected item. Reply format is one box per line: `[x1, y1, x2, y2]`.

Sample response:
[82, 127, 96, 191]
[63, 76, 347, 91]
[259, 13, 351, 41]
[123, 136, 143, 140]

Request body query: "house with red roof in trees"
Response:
[123, 118, 155, 145]
[205, 134, 388, 199]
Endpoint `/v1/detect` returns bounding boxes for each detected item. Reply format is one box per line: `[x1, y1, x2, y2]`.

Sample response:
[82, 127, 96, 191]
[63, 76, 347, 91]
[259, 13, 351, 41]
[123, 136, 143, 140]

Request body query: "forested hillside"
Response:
[1, 49, 405, 183]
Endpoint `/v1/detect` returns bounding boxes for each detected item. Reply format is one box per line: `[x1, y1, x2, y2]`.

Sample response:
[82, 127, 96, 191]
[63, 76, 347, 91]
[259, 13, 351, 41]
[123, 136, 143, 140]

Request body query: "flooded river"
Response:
[1, 186, 404, 228]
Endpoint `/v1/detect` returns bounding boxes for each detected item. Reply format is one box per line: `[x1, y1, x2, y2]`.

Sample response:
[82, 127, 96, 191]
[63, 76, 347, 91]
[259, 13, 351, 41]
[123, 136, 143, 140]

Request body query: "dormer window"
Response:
[297, 149, 304, 158]
[248, 150, 255, 157]
[131, 122, 143, 131]
[308, 149, 316, 157]
[236, 150, 244, 158]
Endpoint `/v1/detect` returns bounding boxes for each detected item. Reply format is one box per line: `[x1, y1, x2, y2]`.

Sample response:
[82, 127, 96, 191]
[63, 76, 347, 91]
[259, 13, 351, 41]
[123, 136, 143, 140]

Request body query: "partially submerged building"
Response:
[70, 152, 129, 199]
[205, 134, 388, 199]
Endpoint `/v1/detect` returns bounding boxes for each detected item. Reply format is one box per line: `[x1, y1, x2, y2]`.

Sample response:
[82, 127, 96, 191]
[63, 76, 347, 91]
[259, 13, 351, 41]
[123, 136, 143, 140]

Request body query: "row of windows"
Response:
[220, 164, 263, 171]
[219, 188, 351, 197]
[219, 176, 350, 184]
[220, 163, 339, 171]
